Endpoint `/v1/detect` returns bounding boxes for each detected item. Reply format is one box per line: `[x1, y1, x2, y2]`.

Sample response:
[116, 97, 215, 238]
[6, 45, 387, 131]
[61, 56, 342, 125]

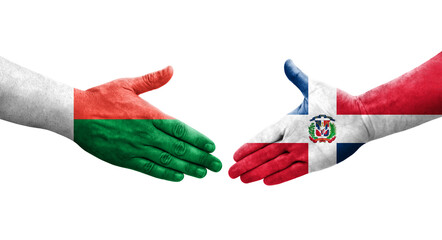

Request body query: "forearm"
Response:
[358, 52, 442, 139]
[0, 56, 73, 139]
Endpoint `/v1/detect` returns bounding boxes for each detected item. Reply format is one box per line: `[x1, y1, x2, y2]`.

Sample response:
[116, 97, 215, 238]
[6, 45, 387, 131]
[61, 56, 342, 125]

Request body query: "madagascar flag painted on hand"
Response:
[74, 66, 222, 181]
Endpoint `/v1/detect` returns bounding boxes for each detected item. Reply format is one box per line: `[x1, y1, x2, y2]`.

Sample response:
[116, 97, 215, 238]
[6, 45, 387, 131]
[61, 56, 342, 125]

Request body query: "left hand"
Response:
[229, 60, 370, 185]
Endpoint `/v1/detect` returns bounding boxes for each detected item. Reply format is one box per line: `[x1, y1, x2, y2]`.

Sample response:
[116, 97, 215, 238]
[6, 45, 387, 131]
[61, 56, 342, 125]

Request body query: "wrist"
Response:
[354, 94, 376, 141]
[43, 84, 74, 140]
[336, 89, 373, 142]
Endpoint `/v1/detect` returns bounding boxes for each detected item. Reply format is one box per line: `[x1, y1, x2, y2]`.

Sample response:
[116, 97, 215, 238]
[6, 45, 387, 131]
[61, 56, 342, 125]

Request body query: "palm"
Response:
[229, 60, 369, 185]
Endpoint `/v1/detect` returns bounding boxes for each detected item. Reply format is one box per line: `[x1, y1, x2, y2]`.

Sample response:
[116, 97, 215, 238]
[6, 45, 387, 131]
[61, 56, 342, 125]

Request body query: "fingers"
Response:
[229, 143, 287, 179]
[263, 162, 308, 185]
[284, 59, 308, 98]
[233, 143, 269, 162]
[127, 158, 184, 182]
[231, 143, 308, 184]
[233, 123, 284, 161]
[153, 133, 222, 172]
[153, 119, 215, 152]
[141, 146, 208, 178]
[240, 153, 293, 183]
[128, 66, 174, 95]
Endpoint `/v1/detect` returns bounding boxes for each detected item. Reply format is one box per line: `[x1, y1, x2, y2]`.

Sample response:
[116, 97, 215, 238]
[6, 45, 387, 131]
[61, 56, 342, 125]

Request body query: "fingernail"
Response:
[196, 168, 207, 178]
[209, 161, 222, 172]
[204, 143, 215, 152]
[174, 173, 184, 181]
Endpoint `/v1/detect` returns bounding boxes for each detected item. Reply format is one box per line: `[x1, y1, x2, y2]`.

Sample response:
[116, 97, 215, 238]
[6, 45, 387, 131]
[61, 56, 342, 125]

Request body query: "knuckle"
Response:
[152, 119, 163, 129]
[141, 74, 153, 87]
[173, 141, 187, 156]
[159, 152, 172, 166]
[163, 170, 174, 180]
[198, 152, 209, 166]
[173, 122, 187, 138]
[194, 136, 202, 148]
[142, 162, 155, 174]
[184, 163, 193, 174]
[139, 127, 155, 142]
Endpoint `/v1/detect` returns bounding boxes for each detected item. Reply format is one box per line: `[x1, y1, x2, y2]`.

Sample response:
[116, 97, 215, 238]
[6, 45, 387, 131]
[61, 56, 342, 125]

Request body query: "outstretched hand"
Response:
[74, 66, 222, 182]
[229, 60, 369, 185]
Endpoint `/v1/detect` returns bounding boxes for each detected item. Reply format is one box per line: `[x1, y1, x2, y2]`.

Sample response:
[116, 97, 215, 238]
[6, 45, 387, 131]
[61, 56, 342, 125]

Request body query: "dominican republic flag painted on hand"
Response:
[229, 52, 442, 185]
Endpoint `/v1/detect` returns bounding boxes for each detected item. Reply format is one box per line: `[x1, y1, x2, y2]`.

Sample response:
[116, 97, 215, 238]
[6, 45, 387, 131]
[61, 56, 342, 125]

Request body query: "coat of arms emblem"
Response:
[309, 114, 336, 143]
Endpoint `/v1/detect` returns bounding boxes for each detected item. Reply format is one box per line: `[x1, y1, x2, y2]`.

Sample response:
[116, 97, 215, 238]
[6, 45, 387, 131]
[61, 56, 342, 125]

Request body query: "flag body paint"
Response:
[73, 86, 174, 154]
[242, 80, 373, 173]
[73, 88, 172, 120]
[73, 84, 178, 174]
[71, 66, 222, 181]
[231, 53, 442, 184]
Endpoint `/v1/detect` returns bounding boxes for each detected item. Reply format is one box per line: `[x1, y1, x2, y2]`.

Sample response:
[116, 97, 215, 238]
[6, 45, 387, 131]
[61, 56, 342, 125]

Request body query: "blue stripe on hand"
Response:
[284, 59, 308, 115]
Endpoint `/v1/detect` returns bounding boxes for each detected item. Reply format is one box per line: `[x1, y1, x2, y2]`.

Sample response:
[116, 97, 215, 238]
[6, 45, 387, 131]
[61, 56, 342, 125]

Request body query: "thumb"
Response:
[128, 66, 174, 95]
[284, 59, 308, 98]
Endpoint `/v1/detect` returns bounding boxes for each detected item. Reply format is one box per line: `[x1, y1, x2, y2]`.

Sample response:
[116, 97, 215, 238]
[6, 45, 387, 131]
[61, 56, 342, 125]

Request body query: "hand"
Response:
[74, 66, 222, 182]
[229, 60, 370, 185]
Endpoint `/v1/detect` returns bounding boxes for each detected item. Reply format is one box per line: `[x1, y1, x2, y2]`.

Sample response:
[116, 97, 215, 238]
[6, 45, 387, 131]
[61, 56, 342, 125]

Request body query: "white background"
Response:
[0, 1, 441, 239]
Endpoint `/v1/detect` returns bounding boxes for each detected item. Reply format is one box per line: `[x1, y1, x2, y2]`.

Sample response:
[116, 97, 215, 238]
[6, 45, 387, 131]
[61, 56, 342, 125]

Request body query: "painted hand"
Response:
[229, 60, 370, 185]
[74, 66, 222, 182]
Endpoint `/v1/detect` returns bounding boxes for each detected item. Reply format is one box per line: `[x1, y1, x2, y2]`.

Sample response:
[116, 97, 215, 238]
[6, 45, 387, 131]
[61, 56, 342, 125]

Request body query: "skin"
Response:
[74, 119, 222, 181]
[230, 57, 441, 185]
[229, 61, 369, 185]
[0, 56, 73, 138]
[0, 56, 221, 182]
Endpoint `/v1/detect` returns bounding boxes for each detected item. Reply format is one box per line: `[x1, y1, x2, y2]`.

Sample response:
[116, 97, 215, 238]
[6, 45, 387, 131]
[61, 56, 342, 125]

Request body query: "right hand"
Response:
[74, 66, 222, 182]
